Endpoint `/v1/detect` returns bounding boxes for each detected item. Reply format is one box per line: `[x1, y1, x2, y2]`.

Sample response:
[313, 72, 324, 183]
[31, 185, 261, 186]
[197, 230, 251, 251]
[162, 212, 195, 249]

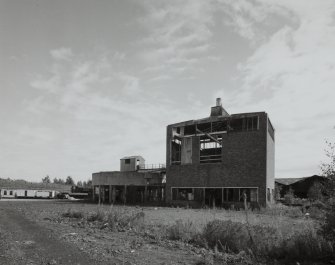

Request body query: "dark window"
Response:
[124, 159, 131, 164]
[4, 190, 7, 195]
[223, 188, 258, 202]
[211, 121, 227, 132]
[197, 122, 211, 133]
[184, 125, 196, 135]
[230, 116, 259, 132]
[9, 191, 13, 195]
[245, 116, 258, 131]
[176, 127, 180, 134]
[230, 118, 243, 131]
[171, 139, 181, 165]
[172, 188, 193, 201]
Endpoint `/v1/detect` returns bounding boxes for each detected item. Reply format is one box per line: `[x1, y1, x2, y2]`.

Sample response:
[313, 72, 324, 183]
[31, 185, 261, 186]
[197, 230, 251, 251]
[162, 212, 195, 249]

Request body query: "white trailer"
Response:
[35, 190, 55, 198]
[15, 189, 36, 198]
[0, 189, 15, 198]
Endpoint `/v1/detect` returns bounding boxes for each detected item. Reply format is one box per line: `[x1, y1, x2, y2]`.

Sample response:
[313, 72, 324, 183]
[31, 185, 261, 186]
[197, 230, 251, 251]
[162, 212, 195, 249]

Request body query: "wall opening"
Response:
[171, 139, 181, 165]
[199, 135, 222, 163]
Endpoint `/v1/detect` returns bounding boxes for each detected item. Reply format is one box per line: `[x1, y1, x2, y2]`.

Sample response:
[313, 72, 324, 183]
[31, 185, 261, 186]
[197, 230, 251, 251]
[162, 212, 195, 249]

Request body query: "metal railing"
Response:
[139, 164, 166, 170]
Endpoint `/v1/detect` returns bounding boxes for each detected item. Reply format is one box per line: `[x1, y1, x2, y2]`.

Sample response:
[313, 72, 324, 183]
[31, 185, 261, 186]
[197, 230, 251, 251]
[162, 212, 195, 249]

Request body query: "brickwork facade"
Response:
[166, 104, 275, 207]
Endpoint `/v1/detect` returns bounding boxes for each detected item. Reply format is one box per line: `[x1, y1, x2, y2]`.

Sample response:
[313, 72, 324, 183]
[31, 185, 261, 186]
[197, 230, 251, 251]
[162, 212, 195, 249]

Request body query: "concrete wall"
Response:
[92, 171, 163, 186]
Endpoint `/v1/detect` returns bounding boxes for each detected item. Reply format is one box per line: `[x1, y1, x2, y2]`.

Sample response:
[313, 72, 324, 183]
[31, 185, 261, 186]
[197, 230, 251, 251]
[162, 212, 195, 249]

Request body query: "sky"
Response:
[0, 0, 334, 183]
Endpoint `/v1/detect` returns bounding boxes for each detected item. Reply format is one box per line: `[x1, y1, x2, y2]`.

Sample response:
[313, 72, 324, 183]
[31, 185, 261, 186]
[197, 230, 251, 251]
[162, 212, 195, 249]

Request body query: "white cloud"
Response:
[218, 0, 335, 177]
[50, 47, 73, 61]
[137, 0, 215, 79]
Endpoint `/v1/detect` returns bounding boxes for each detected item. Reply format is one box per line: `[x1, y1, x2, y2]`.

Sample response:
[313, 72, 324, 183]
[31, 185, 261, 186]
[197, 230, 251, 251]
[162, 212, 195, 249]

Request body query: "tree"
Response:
[42, 175, 50, 184]
[86, 179, 92, 187]
[65, 176, 75, 185]
[53, 178, 65, 184]
[307, 182, 324, 201]
[77, 181, 83, 187]
[320, 140, 335, 198]
[284, 187, 295, 205]
[320, 140, 335, 240]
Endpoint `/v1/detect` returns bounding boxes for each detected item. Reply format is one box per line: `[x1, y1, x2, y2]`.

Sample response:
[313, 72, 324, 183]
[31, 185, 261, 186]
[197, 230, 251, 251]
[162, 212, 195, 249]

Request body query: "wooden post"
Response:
[92, 186, 95, 201]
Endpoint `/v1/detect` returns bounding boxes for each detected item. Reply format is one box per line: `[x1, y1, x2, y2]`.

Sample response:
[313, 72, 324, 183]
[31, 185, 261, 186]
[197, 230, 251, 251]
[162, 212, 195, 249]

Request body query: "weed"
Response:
[62, 209, 84, 219]
[167, 219, 198, 243]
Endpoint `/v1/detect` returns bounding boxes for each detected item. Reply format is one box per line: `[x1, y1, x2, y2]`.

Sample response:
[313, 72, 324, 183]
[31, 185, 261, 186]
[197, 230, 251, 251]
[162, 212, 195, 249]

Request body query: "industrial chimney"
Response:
[210, 98, 229, 117]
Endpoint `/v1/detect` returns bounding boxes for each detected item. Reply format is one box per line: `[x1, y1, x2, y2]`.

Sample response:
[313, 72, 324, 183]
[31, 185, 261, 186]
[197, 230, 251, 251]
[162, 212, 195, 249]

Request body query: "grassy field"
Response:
[4, 200, 334, 264]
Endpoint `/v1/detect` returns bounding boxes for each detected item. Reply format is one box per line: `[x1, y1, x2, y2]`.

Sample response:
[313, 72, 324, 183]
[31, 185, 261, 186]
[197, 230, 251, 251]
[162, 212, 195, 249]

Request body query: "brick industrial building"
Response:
[165, 98, 275, 207]
[92, 98, 275, 207]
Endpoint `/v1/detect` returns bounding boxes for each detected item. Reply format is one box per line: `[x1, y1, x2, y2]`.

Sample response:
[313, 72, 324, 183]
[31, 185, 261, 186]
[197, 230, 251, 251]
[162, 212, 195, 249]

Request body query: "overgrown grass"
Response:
[165, 218, 335, 263]
[62, 206, 145, 231]
[61, 208, 84, 219]
[59, 204, 334, 263]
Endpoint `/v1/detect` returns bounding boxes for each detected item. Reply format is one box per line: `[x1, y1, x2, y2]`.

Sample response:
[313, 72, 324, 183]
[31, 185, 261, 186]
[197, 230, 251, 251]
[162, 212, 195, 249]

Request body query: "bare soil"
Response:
[0, 201, 204, 265]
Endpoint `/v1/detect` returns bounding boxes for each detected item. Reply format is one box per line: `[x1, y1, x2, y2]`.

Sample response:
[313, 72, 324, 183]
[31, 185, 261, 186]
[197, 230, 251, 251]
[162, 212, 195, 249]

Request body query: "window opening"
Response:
[171, 139, 181, 165]
[124, 159, 130, 164]
[199, 135, 222, 163]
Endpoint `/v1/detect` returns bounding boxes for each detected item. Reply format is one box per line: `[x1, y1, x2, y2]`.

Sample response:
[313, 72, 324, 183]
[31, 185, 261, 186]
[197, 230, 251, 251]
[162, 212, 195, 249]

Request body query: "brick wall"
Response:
[166, 112, 272, 206]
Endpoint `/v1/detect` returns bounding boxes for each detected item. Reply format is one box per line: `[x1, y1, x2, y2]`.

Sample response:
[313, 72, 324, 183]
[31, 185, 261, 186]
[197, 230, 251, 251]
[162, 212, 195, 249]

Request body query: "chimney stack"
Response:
[210, 97, 229, 117]
[216, 98, 222, 107]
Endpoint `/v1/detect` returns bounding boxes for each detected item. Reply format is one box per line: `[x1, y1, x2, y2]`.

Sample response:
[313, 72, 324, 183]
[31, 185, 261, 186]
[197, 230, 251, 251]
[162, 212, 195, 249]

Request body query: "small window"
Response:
[9, 191, 13, 195]
[4, 190, 7, 195]
[124, 159, 130, 164]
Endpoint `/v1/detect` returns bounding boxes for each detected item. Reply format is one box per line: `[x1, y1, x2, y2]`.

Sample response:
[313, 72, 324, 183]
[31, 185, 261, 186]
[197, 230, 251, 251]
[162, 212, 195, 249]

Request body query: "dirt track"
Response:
[0, 203, 100, 265]
[0, 201, 203, 265]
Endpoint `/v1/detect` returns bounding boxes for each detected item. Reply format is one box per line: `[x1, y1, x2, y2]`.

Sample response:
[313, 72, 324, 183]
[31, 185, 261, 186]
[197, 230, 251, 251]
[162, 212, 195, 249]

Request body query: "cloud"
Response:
[216, 0, 335, 177]
[50, 47, 73, 61]
[137, 0, 215, 79]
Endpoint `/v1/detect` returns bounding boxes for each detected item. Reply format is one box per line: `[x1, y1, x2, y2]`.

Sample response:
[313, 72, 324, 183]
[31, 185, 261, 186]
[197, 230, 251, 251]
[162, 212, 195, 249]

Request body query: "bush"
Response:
[166, 219, 198, 243]
[269, 229, 334, 261]
[202, 220, 251, 253]
[321, 203, 335, 241]
[105, 208, 145, 231]
[87, 208, 105, 222]
[62, 209, 84, 219]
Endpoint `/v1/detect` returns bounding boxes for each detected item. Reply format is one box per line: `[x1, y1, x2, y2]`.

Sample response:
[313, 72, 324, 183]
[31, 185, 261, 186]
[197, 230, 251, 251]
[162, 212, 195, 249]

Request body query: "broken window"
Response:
[172, 188, 194, 201]
[171, 139, 181, 165]
[184, 125, 196, 135]
[245, 116, 258, 131]
[197, 122, 211, 134]
[230, 116, 259, 132]
[230, 118, 243, 131]
[211, 121, 227, 132]
[200, 136, 222, 163]
[223, 188, 258, 202]
[124, 159, 130, 164]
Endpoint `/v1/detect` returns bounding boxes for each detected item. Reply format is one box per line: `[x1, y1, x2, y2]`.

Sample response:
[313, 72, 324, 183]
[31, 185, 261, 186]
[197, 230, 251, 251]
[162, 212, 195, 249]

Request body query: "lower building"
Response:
[92, 156, 165, 204]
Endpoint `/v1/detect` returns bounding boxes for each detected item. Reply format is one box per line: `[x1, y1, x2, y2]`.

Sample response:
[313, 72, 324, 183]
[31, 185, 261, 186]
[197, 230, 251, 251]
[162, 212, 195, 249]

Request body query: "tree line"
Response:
[41, 175, 92, 187]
